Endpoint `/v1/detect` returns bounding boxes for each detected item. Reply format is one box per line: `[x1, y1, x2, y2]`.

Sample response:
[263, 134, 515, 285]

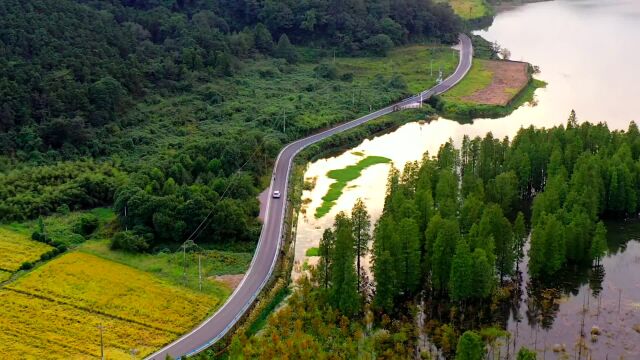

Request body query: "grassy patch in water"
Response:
[315, 156, 391, 218]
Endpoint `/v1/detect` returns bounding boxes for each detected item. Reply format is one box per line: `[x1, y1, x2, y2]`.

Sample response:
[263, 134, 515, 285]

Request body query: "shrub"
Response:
[20, 262, 34, 270]
[74, 214, 99, 237]
[314, 63, 338, 80]
[111, 231, 149, 252]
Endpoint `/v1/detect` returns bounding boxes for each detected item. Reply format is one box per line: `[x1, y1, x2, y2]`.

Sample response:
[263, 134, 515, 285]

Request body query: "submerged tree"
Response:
[449, 239, 473, 302]
[455, 330, 486, 360]
[590, 221, 607, 265]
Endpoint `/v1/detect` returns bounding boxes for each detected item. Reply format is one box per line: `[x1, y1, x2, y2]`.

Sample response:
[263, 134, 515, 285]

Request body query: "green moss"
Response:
[315, 156, 391, 218]
[305, 247, 320, 256]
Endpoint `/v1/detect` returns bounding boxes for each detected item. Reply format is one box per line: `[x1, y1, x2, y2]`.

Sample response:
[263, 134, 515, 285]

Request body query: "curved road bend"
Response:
[148, 33, 472, 360]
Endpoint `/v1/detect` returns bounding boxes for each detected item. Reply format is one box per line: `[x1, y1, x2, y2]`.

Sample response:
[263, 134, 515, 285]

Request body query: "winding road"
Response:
[148, 33, 472, 360]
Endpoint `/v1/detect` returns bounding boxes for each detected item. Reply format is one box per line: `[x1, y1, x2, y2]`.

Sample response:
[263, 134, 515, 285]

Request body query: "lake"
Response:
[293, 0, 640, 358]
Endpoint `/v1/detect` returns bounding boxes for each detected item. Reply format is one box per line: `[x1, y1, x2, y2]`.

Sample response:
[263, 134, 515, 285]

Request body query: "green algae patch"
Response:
[315, 156, 391, 218]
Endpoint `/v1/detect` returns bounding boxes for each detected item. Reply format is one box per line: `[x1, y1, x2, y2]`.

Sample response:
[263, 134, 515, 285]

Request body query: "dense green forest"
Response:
[0, 0, 462, 250]
[230, 117, 640, 359]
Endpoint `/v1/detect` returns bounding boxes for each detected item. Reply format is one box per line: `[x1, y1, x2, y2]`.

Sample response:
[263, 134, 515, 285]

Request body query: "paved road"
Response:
[148, 33, 472, 360]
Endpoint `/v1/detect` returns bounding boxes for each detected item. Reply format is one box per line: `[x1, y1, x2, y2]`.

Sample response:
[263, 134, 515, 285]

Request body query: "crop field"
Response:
[0, 252, 223, 358]
[0, 271, 10, 282]
[0, 228, 53, 272]
[80, 239, 249, 293]
[0, 290, 173, 359]
[437, 0, 490, 20]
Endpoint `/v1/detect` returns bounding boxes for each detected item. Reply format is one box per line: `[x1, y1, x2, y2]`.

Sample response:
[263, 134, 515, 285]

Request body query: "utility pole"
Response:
[430, 59, 433, 77]
[98, 323, 105, 360]
[283, 109, 286, 134]
[198, 252, 202, 291]
[124, 204, 127, 231]
[183, 242, 187, 284]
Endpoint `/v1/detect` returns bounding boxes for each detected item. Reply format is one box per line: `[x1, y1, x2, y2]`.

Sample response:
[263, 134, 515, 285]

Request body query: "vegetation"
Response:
[315, 156, 391, 218]
[305, 247, 320, 256]
[228, 114, 640, 359]
[432, 58, 546, 121]
[0, 290, 173, 359]
[0, 252, 225, 358]
[0, 0, 462, 255]
[80, 240, 250, 292]
[437, 0, 492, 20]
[6, 253, 223, 333]
[0, 228, 53, 272]
[441, 59, 494, 101]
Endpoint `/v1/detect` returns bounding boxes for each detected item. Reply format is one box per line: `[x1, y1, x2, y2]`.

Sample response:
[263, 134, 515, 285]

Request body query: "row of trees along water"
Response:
[285, 114, 640, 359]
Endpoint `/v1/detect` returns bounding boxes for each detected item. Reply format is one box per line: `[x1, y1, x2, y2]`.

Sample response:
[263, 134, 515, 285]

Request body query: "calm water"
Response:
[293, 0, 640, 357]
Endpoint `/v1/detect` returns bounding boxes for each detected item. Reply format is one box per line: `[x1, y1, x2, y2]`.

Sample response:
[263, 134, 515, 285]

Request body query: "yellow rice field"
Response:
[0, 270, 10, 282]
[0, 252, 223, 359]
[0, 290, 173, 359]
[0, 228, 52, 272]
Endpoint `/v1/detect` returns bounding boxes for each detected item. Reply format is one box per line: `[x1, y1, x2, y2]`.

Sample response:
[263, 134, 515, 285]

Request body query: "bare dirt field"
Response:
[464, 60, 529, 106]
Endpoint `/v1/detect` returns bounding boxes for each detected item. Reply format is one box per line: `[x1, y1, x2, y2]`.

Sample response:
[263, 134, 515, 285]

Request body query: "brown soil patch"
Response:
[464, 60, 529, 106]
[213, 274, 245, 290]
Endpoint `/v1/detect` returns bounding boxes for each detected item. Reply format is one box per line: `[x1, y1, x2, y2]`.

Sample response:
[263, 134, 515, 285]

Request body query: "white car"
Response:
[272, 190, 281, 198]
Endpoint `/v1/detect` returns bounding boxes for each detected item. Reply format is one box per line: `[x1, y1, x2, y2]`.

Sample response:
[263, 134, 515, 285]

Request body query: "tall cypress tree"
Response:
[351, 198, 371, 295]
[397, 217, 421, 296]
[590, 221, 607, 265]
[330, 212, 360, 315]
[318, 228, 335, 289]
[513, 211, 526, 272]
[449, 239, 473, 302]
[373, 250, 396, 313]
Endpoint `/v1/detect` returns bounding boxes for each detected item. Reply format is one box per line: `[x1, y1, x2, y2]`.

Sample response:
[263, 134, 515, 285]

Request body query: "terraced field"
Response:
[0, 252, 224, 359]
[0, 228, 52, 272]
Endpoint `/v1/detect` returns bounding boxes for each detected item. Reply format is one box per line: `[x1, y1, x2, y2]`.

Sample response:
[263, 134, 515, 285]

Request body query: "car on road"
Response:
[272, 190, 281, 198]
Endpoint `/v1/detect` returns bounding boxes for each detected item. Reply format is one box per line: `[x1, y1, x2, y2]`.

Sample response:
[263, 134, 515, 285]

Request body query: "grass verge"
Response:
[245, 285, 292, 337]
[315, 156, 391, 218]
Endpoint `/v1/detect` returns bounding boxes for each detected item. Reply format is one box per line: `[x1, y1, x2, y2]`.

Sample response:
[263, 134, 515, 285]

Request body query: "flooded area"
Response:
[293, 0, 640, 357]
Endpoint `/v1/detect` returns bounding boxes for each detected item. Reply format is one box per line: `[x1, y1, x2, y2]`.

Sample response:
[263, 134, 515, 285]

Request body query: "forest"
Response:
[227, 116, 640, 359]
[0, 0, 462, 250]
